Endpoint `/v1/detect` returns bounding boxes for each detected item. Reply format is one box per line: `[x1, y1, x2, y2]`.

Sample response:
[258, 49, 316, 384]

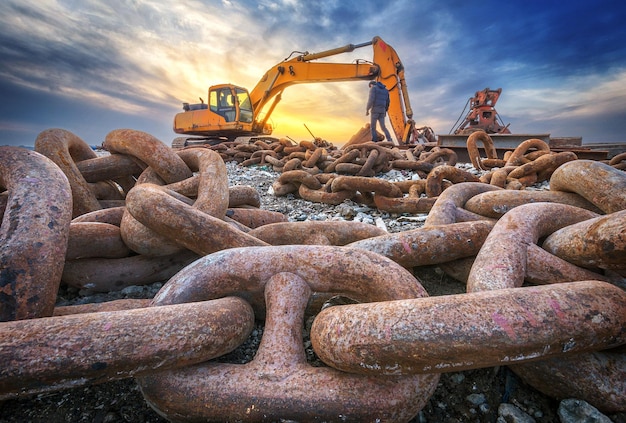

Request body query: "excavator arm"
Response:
[249, 61, 379, 135]
[248, 36, 416, 144]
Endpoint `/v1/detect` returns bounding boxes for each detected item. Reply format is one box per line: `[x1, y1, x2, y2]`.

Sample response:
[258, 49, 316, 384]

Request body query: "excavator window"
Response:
[210, 88, 236, 122]
[209, 91, 219, 112]
[236, 88, 253, 123]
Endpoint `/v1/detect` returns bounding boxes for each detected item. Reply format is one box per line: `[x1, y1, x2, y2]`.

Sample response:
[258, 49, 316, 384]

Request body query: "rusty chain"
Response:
[0, 128, 624, 421]
[195, 134, 613, 215]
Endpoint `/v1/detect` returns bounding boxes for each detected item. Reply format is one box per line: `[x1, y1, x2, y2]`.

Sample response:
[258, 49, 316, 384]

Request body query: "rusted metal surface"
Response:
[425, 165, 480, 197]
[249, 220, 387, 245]
[0, 147, 73, 321]
[466, 131, 500, 170]
[3, 126, 626, 418]
[464, 189, 604, 218]
[222, 135, 620, 214]
[466, 201, 625, 413]
[120, 146, 230, 257]
[524, 243, 609, 284]
[298, 181, 355, 204]
[225, 207, 288, 229]
[125, 183, 269, 256]
[504, 138, 551, 166]
[310, 281, 626, 375]
[139, 269, 439, 422]
[542, 209, 626, 275]
[508, 151, 577, 183]
[509, 351, 626, 414]
[372, 193, 437, 214]
[67, 222, 130, 260]
[151, 245, 427, 317]
[424, 181, 500, 226]
[104, 129, 192, 184]
[347, 221, 493, 268]
[549, 159, 626, 214]
[74, 153, 142, 196]
[0, 297, 254, 399]
[609, 151, 626, 168]
[278, 169, 323, 190]
[71, 206, 126, 225]
[467, 203, 598, 292]
[75, 153, 144, 182]
[34, 128, 101, 217]
[331, 175, 403, 197]
[62, 250, 199, 292]
[228, 184, 261, 208]
[436, 244, 609, 286]
[177, 148, 230, 216]
[120, 205, 185, 256]
[53, 299, 151, 316]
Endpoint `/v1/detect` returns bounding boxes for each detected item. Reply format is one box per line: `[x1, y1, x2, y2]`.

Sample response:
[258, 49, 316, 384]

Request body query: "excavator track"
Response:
[171, 137, 229, 149]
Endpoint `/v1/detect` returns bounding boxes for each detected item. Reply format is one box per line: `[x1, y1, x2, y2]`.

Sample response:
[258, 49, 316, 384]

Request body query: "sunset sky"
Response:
[1, 0, 625, 148]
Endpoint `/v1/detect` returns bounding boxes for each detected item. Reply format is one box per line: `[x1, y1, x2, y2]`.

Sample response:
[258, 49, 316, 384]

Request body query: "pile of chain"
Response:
[199, 132, 626, 216]
[0, 128, 624, 422]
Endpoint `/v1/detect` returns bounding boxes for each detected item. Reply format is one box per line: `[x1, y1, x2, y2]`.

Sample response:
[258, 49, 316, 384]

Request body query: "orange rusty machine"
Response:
[450, 87, 511, 135]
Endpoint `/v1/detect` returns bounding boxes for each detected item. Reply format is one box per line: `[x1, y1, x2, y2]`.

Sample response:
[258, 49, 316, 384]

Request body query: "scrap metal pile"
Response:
[0, 128, 625, 422]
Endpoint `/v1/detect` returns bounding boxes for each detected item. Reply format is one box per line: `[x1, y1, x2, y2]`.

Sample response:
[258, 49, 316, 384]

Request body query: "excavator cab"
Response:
[208, 86, 254, 123]
[174, 84, 264, 143]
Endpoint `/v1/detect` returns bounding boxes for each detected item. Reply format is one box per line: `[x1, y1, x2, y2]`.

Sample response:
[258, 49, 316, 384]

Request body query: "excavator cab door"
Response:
[210, 87, 237, 122]
[235, 87, 254, 123]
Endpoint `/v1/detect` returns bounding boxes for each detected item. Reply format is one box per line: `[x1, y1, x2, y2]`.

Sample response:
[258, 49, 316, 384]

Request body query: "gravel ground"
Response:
[0, 159, 624, 423]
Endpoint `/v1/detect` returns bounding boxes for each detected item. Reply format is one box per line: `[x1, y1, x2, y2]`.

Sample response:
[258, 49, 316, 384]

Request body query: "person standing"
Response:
[366, 80, 394, 143]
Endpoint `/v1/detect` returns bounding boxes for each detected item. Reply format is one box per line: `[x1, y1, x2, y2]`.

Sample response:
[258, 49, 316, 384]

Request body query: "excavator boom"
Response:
[248, 61, 378, 134]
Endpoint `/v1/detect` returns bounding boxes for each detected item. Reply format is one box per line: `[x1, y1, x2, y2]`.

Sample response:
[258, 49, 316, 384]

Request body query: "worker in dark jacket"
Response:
[366, 80, 394, 143]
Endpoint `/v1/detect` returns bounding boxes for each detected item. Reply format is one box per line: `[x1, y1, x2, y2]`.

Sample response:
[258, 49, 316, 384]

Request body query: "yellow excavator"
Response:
[172, 36, 431, 148]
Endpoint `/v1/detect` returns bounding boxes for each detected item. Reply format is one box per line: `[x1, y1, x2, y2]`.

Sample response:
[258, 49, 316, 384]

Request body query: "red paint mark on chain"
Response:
[492, 312, 517, 341]
[549, 299, 565, 320]
[401, 238, 412, 255]
[523, 309, 539, 327]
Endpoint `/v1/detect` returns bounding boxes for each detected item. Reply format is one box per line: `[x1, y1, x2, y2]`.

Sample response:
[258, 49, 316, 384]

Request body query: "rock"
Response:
[466, 393, 487, 406]
[498, 403, 537, 423]
[557, 399, 613, 423]
[450, 373, 465, 385]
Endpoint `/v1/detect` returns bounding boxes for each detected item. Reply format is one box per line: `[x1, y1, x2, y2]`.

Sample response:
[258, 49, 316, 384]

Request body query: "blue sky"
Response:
[1, 0, 625, 148]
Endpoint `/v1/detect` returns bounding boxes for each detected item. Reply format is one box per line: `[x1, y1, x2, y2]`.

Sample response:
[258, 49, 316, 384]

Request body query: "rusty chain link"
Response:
[1, 128, 625, 420]
[138, 245, 439, 421]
